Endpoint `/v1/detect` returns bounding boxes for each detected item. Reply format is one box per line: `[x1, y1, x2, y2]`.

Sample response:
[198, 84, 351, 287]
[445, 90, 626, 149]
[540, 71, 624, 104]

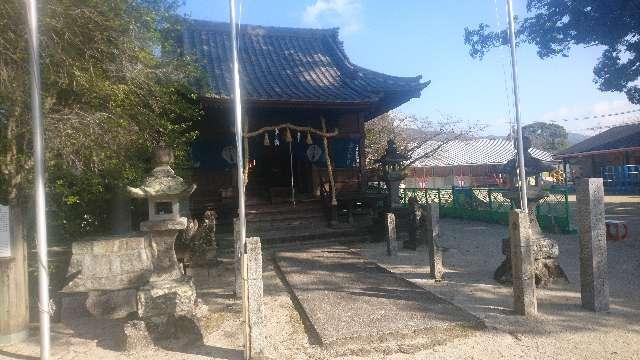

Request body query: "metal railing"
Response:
[399, 187, 574, 233]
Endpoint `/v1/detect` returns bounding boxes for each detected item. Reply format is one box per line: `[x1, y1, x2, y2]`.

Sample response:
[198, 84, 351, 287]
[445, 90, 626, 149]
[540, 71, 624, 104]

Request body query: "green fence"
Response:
[399, 187, 573, 233]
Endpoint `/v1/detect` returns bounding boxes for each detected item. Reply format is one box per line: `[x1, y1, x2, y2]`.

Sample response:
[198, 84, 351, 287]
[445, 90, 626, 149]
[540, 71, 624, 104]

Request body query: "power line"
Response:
[548, 108, 640, 124]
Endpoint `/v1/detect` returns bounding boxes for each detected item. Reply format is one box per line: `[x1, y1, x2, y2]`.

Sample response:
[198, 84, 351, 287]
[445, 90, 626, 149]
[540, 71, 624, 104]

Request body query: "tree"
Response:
[1, 0, 204, 243]
[365, 111, 483, 170]
[522, 122, 568, 153]
[464, 0, 640, 104]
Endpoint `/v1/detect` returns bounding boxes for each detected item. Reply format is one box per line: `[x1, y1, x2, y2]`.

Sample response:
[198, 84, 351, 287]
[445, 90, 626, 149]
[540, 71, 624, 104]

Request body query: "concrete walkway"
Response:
[274, 247, 484, 356]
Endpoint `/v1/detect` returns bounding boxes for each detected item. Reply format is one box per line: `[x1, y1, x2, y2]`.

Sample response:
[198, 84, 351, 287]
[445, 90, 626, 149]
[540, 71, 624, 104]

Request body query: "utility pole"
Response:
[506, 0, 528, 211]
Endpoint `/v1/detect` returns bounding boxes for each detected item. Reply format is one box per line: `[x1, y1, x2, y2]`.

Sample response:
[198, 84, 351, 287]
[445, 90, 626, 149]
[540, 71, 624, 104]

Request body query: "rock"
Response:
[136, 277, 207, 345]
[86, 289, 137, 319]
[122, 320, 155, 353]
[137, 277, 197, 319]
[59, 292, 91, 323]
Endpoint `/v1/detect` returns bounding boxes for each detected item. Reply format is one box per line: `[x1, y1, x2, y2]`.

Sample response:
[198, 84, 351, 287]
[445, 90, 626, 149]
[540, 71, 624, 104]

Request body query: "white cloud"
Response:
[539, 99, 639, 135]
[302, 0, 362, 34]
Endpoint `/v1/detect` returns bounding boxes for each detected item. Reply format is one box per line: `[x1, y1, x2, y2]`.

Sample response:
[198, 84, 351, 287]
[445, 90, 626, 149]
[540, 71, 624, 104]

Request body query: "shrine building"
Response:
[180, 20, 428, 216]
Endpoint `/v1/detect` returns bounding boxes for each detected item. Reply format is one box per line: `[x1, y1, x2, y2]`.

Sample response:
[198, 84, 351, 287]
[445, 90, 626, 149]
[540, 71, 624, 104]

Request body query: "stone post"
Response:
[577, 178, 609, 312]
[246, 237, 265, 357]
[424, 203, 444, 281]
[234, 217, 242, 299]
[387, 179, 402, 209]
[509, 209, 537, 317]
[385, 213, 398, 256]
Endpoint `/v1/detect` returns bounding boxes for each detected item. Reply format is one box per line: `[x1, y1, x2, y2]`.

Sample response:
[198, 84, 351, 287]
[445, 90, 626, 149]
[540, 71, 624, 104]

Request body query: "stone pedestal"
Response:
[577, 178, 609, 312]
[424, 204, 443, 281]
[385, 213, 398, 256]
[494, 188, 567, 287]
[123, 216, 208, 348]
[509, 210, 537, 317]
[133, 276, 206, 345]
[141, 218, 187, 283]
[387, 179, 402, 209]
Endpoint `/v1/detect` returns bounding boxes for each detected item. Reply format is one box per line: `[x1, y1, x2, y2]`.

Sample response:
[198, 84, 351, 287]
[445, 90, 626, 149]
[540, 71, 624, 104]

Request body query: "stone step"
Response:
[246, 210, 324, 223]
[248, 227, 361, 246]
[246, 212, 324, 223]
[247, 218, 329, 232]
[246, 201, 323, 215]
[264, 235, 371, 250]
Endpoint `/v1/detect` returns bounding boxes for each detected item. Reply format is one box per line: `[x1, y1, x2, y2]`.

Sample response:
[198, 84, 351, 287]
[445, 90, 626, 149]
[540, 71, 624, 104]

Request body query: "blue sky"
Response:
[181, 0, 637, 136]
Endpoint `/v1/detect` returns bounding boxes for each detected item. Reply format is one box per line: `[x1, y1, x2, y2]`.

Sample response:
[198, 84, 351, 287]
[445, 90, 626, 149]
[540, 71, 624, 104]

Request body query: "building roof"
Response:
[411, 139, 554, 167]
[556, 122, 640, 157]
[181, 20, 429, 115]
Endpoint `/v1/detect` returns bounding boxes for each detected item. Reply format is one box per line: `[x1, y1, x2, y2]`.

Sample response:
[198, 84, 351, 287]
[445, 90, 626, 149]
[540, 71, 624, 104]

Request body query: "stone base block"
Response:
[122, 320, 155, 353]
[137, 277, 197, 318]
[86, 289, 137, 319]
[135, 278, 208, 346]
[60, 293, 91, 323]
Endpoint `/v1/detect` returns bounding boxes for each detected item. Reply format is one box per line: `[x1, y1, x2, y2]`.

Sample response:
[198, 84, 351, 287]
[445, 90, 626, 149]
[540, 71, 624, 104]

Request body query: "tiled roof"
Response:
[411, 139, 554, 167]
[557, 123, 640, 156]
[181, 20, 428, 113]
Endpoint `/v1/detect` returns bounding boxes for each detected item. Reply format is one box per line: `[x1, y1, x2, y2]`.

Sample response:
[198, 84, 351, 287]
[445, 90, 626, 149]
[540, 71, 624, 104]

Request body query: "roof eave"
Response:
[554, 146, 640, 159]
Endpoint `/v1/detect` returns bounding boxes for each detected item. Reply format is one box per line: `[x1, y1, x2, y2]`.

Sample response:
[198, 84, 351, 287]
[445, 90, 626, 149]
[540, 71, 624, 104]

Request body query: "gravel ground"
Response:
[1, 196, 638, 359]
[357, 215, 640, 360]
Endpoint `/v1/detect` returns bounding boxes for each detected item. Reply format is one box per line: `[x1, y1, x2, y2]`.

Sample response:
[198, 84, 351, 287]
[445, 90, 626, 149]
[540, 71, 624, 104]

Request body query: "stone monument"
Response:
[494, 137, 568, 287]
[576, 178, 609, 312]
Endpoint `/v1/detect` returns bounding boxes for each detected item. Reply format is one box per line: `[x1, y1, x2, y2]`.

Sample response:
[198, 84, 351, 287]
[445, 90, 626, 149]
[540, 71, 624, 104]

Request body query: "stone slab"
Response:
[64, 234, 152, 292]
[274, 247, 483, 354]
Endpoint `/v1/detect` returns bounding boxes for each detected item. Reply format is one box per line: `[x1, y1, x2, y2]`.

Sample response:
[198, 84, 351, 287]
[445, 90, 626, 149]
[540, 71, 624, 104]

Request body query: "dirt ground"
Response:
[1, 196, 638, 359]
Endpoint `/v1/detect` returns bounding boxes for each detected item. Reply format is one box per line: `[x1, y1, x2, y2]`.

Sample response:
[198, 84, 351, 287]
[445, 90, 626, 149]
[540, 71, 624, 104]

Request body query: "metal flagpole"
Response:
[228, 1, 251, 358]
[506, 0, 528, 211]
[25, 0, 51, 358]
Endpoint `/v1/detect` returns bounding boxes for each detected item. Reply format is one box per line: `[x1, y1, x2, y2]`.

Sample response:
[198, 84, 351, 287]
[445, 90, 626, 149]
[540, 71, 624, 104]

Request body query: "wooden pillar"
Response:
[358, 114, 367, 192]
[0, 204, 30, 345]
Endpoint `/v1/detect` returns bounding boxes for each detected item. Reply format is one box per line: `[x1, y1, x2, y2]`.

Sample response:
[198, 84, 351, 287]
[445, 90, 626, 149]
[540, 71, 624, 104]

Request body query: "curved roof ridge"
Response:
[181, 18, 428, 117]
[184, 19, 339, 38]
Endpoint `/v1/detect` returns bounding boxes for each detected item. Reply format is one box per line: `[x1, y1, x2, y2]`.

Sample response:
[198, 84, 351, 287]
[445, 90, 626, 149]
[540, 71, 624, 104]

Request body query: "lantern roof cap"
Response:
[376, 139, 409, 165]
[127, 146, 196, 199]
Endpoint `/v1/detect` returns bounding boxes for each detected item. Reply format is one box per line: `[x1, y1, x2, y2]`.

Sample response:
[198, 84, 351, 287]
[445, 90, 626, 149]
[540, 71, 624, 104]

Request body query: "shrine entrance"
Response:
[243, 121, 338, 206]
[246, 136, 314, 201]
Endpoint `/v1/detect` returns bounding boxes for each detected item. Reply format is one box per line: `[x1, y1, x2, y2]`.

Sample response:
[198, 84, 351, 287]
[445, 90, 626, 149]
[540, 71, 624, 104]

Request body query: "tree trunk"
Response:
[0, 204, 30, 345]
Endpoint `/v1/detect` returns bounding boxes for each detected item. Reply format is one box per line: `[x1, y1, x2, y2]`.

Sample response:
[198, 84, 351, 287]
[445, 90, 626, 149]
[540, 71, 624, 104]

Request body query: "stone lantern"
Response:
[128, 145, 196, 283]
[124, 145, 207, 347]
[376, 139, 409, 209]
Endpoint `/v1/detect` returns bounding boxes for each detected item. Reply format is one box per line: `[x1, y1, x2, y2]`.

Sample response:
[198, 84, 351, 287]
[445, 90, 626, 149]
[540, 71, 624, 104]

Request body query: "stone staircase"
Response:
[244, 199, 369, 248]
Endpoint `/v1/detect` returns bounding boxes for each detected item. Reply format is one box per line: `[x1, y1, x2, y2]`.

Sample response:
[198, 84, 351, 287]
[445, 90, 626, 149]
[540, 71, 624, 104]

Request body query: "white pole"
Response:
[506, 0, 528, 211]
[228, 1, 250, 358]
[24, 0, 50, 358]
